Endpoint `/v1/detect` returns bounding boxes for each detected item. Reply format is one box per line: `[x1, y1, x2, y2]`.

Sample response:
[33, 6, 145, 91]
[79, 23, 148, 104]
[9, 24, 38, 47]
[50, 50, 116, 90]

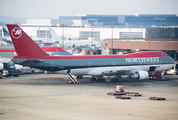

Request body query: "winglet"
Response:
[6, 24, 49, 58]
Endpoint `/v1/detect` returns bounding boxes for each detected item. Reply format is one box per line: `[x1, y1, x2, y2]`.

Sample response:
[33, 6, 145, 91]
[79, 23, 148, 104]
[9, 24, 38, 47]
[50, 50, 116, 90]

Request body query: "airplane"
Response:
[50, 29, 102, 49]
[6, 24, 176, 83]
[0, 57, 22, 78]
[1, 27, 12, 44]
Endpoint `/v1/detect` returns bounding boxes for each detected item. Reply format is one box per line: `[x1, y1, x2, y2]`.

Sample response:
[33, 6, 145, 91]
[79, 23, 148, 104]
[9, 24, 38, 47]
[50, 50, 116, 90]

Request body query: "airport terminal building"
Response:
[58, 14, 178, 28]
[21, 14, 178, 28]
[18, 14, 178, 40]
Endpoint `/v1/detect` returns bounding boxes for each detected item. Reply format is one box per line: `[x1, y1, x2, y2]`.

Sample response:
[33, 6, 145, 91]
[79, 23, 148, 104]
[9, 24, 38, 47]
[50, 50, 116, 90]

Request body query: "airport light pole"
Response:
[111, 24, 114, 54]
[0, 36, 2, 45]
[46, 24, 47, 39]
[91, 23, 94, 49]
[62, 24, 64, 48]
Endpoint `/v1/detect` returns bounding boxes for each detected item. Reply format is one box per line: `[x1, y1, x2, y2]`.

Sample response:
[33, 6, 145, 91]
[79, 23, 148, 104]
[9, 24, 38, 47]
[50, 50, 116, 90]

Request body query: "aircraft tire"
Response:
[97, 78, 105, 82]
[116, 79, 120, 82]
[111, 78, 117, 82]
[90, 78, 96, 81]
[102, 78, 106, 82]
[14, 75, 19, 77]
[77, 76, 83, 79]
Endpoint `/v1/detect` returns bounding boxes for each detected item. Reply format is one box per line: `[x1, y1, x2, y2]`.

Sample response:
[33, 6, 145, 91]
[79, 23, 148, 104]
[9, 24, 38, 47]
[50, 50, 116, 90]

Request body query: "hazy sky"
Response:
[1, 0, 178, 19]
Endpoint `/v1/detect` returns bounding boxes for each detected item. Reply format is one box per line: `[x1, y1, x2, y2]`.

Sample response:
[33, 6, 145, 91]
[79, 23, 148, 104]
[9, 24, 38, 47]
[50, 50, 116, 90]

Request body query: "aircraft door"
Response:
[88, 61, 91, 68]
[112, 61, 115, 66]
[50, 62, 55, 69]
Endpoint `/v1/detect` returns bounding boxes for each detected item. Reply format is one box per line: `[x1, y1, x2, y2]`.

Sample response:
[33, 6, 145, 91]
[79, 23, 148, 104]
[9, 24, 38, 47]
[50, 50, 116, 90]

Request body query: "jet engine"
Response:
[0, 63, 4, 70]
[8, 64, 23, 70]
[130, 71, 149, 80]
[14, 64, 23, 70]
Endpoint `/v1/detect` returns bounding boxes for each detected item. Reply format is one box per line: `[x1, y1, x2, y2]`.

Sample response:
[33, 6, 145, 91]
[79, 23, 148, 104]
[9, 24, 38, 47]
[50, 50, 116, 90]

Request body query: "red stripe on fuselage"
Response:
[0, 49, 16, 52]
[12, 51, 168, 59]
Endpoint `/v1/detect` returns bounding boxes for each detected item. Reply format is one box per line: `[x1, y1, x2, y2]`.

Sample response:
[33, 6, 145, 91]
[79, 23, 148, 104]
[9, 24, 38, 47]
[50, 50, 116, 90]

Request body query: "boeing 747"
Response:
[7, 24, 176, 83]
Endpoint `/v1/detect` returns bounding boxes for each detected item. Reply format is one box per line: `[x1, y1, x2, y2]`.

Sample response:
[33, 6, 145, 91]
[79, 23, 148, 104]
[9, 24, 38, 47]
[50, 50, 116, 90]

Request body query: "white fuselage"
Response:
[56, 63, 175, 76]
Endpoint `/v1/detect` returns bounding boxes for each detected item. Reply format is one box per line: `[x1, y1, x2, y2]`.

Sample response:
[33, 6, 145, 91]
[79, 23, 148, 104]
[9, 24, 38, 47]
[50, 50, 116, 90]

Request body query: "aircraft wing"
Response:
[0, 60, 10, 64]
[11, 59, 43, 65]
[87, 67, 144, 76]
[101, 69, 132, 75]
[0, 57, 12, 64]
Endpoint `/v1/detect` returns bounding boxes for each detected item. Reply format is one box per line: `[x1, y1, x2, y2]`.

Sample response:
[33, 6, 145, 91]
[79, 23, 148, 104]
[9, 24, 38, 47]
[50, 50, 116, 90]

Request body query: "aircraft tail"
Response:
[2, 27, 10, 37]
[49, 29, 62, 41]
[6, 24, 49, 57]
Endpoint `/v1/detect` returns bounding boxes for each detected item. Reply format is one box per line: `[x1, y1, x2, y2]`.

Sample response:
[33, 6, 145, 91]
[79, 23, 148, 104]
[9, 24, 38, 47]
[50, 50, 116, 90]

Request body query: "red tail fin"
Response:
[6, 24, 49, 57]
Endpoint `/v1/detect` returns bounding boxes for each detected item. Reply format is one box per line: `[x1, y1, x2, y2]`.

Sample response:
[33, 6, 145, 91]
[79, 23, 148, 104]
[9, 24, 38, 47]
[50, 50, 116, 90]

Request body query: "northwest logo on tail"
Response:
[11, 27, 22, 39]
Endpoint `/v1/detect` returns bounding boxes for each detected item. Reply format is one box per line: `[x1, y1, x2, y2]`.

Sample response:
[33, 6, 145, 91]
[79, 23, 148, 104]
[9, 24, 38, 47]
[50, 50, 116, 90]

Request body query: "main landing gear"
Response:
[111, 74, 121, 82]
[110, 78, 120, 82]
[90, 75, 121, 82]
[90, 76, 106, 82]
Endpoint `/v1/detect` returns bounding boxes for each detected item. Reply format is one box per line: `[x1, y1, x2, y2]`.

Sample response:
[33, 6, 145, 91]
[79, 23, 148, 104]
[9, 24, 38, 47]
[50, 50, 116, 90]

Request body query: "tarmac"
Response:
[0, 74, 178, 120]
